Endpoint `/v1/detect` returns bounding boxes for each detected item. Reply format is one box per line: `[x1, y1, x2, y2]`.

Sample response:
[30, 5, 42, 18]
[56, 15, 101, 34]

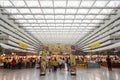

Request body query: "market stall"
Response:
[101, 55, 120, 68]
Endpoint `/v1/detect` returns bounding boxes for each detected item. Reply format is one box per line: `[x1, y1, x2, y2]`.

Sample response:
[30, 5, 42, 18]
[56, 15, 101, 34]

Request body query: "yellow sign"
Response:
[42, 51, 47, 57]
[48, 45, 71, 52]
[18, 42, 28, 49]
[52, 52, 60, 55]
[90, 42, 100, 49]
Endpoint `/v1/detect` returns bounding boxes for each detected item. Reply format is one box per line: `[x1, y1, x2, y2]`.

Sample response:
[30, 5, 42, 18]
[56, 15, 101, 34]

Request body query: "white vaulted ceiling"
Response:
[0, 0, 120, 45]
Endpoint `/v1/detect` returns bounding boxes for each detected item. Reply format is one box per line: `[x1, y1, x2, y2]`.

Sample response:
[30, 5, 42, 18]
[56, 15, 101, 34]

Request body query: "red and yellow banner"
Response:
[42, 45, 75, 55]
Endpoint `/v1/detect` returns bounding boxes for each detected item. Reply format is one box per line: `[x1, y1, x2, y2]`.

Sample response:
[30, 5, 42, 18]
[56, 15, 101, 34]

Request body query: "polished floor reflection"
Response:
[0, 68, 120, 80]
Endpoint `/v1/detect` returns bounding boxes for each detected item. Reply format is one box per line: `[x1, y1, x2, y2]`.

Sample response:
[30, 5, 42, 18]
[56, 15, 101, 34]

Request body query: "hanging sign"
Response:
[18, 42, 28, 49]
[90, 41, 100, 49]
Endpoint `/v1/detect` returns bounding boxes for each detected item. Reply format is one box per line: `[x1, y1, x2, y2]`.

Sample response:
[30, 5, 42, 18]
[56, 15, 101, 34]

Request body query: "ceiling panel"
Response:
[0, 0, 120, 45]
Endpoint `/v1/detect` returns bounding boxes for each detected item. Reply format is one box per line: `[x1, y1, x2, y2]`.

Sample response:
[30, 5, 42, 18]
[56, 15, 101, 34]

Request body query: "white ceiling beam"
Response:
[8, 18, 110, 20]
[15, 22, 104, 24]
[1, 6, 120, 9]
[2, 13, 117, 15]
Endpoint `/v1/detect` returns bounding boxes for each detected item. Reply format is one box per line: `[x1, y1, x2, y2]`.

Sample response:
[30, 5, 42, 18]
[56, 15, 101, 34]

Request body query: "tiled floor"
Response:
[0, 68, 120, 80]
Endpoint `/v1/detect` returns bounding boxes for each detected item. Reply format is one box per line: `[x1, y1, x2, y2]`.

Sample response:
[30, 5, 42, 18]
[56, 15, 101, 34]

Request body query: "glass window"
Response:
[77, 9, 89, 14]
[43, 9, 54, 14]
[34, 15, 44, 19]
[65, 20, 73, 23]
[0, 1, 13, 7]
[67, 1, 80, 7]
[55, 9, 65, 14]
[96, 15, 106, 19]
[55, 15, 64, 19]
[82, 20, 91, 23]
[28, 20, 36, 23]
[89, 9, 101, 14]
[54, 1, 66, 7]
[93, 1, 108, 7]
[107, 1, 120, 7]
[1, 0, 117, 44]
[37, 20, 46, 23]
[81, 1, 94, 7]
[16, 20, 27, 23]
[65, 15, 74, 19]
[56, 20, 64, 23]
[31, 9, 42, 13]
[40, 1, 53, 7]
[100, 9, 113, 14]
[24, 27, 33, 29]
[66, 9, 77, 14]
[45, 15, 54, 19]
[85, 15, 95, 19]
[12, 1, 26, 7]
[46, 20, 54, 23]
[76, 15, 85, 19]
[26, 1, 39, 7]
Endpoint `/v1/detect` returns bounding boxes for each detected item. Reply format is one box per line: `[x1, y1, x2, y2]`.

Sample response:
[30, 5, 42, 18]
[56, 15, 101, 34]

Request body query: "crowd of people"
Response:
[1, 56, 71, 72]
[39, 57, 71, 72]
[3, 57, 36, 69]
[1, 55, 117, 72]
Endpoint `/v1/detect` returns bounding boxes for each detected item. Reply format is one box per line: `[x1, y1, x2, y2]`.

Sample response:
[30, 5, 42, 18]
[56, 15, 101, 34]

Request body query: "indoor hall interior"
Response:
[0, 0, 120, 80]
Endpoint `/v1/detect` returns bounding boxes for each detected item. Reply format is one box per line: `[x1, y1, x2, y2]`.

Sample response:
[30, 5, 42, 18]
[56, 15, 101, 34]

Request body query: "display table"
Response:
[101, 62, 120, 68]
[76, 63, 87, 69]
[87, 62, 100, 68]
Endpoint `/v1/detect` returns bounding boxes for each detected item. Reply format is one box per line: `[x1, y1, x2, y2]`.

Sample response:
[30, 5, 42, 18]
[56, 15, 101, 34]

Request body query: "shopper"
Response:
[106, 55, 112, 71]
[3, 58, 8, 69]
[17, 58, 22, 69]
[53, 58, 59, 72]
[7, 58, 12, 69]
[48, 59, 52, 72]
[61, 58, 65, 69]
[11, 58, 16, 69]
[66, 57, 70, 71]
[58, 58, 63, 70]
[32, 58, 36, 68]
[51, 58, 54, 71]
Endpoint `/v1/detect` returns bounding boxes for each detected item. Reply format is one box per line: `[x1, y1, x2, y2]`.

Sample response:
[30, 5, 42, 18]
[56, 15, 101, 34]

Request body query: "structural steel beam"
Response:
[9, 18, 110, 20]
[25, 31, 92, 32]
[0, 6, 120, 9]
[14, 22, 104, 24]
[1, 0, 120, 1]
[20, 25, 98, 27]
[2, 13, 117, 15]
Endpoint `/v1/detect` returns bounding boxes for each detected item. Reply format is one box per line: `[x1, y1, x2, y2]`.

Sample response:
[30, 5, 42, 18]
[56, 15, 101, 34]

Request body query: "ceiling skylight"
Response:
[0, 0, 120, 44]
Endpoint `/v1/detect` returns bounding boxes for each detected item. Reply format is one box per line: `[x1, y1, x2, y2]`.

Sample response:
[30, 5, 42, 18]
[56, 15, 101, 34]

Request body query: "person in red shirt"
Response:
[12, 58, 16, 69]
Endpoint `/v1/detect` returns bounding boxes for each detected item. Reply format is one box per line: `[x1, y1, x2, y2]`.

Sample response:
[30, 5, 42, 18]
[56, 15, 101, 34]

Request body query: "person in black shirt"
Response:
[106, 55, 112, 71]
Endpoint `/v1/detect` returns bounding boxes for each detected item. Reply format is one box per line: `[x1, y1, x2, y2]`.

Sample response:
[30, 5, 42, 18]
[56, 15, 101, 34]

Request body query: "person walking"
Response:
[66, 57, 70, 71]
[58, 58, 63, 70]
[48, 59, 52, 72]
[106, 55, 112, 71]
[53, 58, 59, 72]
